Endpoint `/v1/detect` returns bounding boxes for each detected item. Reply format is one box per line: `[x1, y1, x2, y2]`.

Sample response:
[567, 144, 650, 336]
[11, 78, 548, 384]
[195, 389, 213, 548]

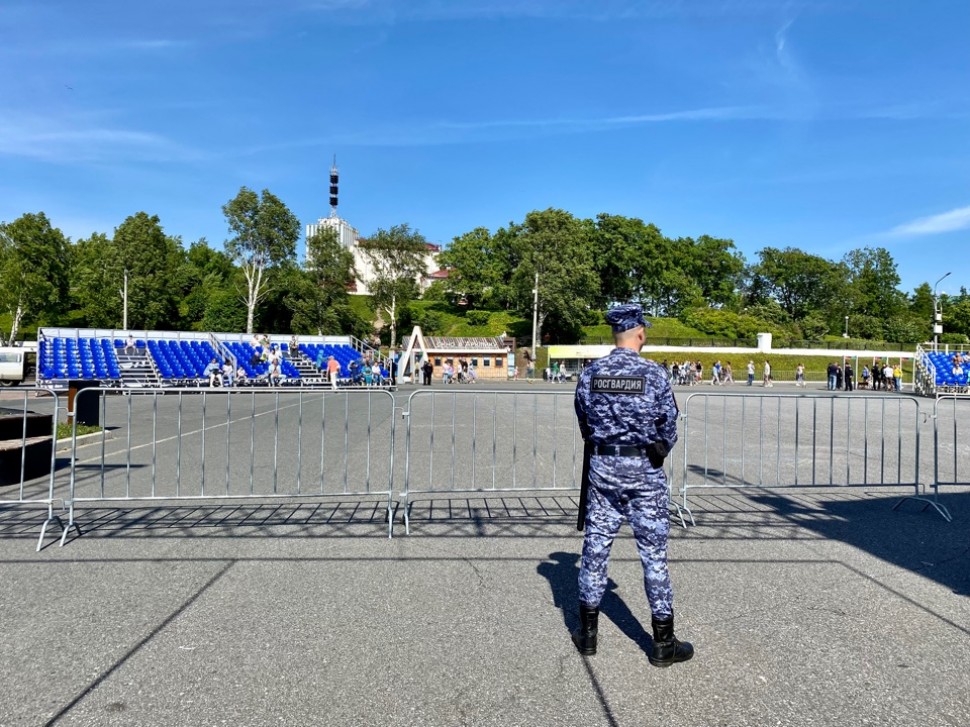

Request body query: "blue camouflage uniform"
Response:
[574, 304, 679, 619]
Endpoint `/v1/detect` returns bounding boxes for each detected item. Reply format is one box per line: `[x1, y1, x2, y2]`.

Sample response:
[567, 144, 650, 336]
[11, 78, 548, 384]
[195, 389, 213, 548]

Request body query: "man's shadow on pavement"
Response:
[537, 551, 654, 654]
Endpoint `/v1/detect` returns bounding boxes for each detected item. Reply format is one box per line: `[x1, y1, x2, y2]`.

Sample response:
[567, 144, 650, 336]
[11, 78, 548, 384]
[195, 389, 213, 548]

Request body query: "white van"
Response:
[0, 347, 28, 385]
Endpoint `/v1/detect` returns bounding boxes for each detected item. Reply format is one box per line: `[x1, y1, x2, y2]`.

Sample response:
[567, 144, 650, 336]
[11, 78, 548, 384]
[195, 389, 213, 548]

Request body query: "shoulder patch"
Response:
[590, 375, 645, 394]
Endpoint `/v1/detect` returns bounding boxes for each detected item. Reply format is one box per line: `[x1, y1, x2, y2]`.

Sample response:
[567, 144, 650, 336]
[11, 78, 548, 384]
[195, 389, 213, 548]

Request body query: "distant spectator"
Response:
[723, 361, 734, 385]
[422, 358, 433, 386]
[746, 360, 755, 387]
[222, 360, 235, 387]
[204, 357, 222, 387]
[236, 366, 248, 384]
[327, 355, 340, 390]
[795, 363, 805, 387]
[125, 334, 136, 355]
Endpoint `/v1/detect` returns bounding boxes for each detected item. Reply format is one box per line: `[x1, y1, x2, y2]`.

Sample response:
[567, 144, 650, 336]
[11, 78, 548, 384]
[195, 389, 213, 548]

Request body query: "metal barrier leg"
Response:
[58, 501, 82, 546]
[36, 502, 67, 552]
[891, 493, 952, 522]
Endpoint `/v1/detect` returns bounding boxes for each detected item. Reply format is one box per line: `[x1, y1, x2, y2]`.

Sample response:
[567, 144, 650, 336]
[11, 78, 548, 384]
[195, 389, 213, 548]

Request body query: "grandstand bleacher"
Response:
[923, 349, 970, 394]
[36, 329, 387, 388]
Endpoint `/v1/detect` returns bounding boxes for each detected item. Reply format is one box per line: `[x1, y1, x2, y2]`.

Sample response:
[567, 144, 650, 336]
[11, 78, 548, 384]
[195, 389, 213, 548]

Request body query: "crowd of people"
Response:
[417, 357, 479, 385]
[662, 359, 739, 386]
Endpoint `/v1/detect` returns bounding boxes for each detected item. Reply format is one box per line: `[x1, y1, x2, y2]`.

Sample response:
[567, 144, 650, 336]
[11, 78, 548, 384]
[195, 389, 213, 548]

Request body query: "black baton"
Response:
[577, 441, 593, 531]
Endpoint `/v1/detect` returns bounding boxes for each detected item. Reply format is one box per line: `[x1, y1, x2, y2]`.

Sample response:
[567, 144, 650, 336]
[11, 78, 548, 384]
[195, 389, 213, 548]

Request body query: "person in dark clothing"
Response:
[844, 362, 854, 392]
[421, 358, 433, 386]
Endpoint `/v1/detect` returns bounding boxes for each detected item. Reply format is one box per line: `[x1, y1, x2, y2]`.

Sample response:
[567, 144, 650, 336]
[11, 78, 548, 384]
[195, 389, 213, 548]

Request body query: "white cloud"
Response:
[0, 116, 201, 164]
[887, 205, 970, 237]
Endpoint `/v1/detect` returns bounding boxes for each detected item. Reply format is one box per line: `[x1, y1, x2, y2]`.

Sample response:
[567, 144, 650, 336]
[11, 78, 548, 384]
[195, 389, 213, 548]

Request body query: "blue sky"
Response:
[2, 0, 968, 297]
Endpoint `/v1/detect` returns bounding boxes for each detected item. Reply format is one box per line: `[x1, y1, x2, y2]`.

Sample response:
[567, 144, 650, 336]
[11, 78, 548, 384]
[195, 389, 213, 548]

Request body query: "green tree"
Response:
[750, 247, 846, 324]
[437, 227, 509, 308]
[70, 232, 118, 328]
[222, 187, 300, 334]
[842, 247, 903, 322]
[509, 208, 600, 344]
[909, 282, 934, 322]
[683, 235, 745, 308]
[358, 223, 430, 348]
[0, 212, 69, 344]
[177, 239, 239, 329]
[113, 212, 184, 330]
[592, 214, 670, 310]
[285, 227, 357, 335]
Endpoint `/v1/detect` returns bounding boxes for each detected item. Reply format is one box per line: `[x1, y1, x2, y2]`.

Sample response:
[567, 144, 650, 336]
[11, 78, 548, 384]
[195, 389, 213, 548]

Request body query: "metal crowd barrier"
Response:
[678, 393, 947, 523]
[401, 390, 582, 533]
[932, 395, 967, 518]
[62, 386, 396, 543]
[0, 387, 70, 550]
[398, 389, 688, 533]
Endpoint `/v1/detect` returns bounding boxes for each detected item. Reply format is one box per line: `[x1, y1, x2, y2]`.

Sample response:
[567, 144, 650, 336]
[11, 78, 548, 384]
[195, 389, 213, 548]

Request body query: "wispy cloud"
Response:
[0, 116, 202, 164]
[293, 0, 813, 24]
[886, 205, 970, 237]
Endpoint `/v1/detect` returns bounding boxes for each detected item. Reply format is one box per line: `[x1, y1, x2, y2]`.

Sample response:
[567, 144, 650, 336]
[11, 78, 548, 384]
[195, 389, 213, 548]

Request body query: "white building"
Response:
[305, 160, 444, 295]
[306, 215, 360, 251]
[305, 215, 441, 295]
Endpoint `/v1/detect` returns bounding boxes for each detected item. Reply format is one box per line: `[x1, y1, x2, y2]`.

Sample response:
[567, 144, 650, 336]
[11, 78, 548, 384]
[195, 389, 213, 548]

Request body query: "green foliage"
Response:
[909, 282, 934, 320]
[359, 223, 429, 348]
[750, 247, 846, 322]
[413, 308, 446, 334]
[112, 212, 185, 330]
[285, 228, 357, 335]
[436, 227, 508, 308]
[201, 287, 247, 332]
[842, 247, 904, 319]
[222, 187, 300, 333]
[465, 310, 490, 327]
[0, 212, 69, 343]
[882, 315, 928, 344]
[508, 208, 600, 344]
[940, 332, 969, 345]
[798, 313, 830, 341]
[681, 307, 778, 340]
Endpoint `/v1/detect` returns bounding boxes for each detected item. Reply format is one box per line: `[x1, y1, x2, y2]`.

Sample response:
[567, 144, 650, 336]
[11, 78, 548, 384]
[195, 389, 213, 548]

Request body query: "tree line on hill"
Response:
[1, 194, 968, 348]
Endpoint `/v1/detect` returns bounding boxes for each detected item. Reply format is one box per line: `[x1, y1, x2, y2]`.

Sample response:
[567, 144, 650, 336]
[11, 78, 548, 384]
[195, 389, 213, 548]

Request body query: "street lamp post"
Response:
[530, 270, 538, 380]
[933, 272, 951, 351]
[843, 315, 849, 339]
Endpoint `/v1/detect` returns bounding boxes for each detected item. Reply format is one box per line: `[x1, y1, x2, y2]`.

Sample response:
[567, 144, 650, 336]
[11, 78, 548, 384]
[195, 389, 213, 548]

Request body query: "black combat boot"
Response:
[571, 605, 599, 655]
[649, 614, 693, 667]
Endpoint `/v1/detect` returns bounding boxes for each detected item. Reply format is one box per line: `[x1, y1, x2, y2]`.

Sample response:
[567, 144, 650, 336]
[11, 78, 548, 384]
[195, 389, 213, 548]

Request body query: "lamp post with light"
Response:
[933, 272, 951, 351]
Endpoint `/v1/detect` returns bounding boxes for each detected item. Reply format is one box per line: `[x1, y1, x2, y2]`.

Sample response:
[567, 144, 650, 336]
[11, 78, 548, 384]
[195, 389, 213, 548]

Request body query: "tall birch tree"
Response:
[222, 187, 299, 334]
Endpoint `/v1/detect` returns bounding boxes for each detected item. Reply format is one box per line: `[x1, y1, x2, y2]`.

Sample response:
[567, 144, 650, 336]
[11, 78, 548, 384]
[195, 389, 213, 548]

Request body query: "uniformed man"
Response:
[572, 303, 693, 667]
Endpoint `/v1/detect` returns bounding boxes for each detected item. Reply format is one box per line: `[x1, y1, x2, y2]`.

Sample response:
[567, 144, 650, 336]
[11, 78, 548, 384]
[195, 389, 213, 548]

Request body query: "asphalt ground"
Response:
[1, 381, 969, 726]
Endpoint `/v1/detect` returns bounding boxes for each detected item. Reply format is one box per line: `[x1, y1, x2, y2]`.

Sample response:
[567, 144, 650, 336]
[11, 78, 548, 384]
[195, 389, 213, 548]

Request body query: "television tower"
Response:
[329, 155, 339, 218]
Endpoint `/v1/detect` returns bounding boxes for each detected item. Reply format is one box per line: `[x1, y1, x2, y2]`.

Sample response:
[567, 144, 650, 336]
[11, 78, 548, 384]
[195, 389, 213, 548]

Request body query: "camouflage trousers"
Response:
[578, 483, 673, 618]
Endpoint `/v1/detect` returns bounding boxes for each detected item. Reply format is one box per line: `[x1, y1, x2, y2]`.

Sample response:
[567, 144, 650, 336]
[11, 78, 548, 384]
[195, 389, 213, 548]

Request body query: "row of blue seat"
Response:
[148, 340, 219, 379]
[226, 342, 300, 379]
[39, 338, 120, 380]
[925, 351, 970, 386]
[36, 336, 379, 384]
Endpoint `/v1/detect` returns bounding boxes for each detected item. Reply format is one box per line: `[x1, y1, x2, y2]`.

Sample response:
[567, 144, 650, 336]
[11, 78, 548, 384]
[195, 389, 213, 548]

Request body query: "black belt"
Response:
[592, 445, 649, 458]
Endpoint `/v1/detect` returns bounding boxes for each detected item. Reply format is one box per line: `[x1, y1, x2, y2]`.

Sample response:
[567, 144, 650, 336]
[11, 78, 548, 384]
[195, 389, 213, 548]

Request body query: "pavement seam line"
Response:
[43, 559, 235, 726]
